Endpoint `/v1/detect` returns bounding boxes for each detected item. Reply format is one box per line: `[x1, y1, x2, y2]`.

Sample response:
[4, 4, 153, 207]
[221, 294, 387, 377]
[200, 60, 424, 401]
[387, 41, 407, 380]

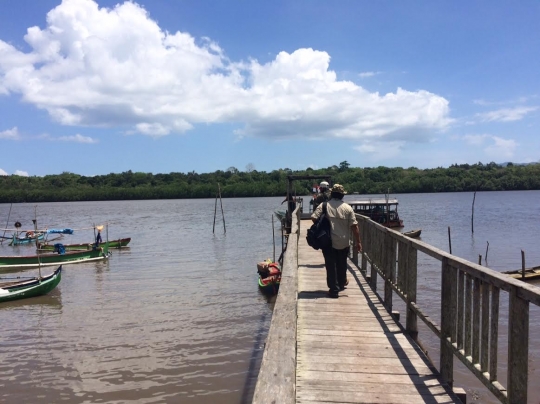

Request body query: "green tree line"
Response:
[1, 161, 539, 203]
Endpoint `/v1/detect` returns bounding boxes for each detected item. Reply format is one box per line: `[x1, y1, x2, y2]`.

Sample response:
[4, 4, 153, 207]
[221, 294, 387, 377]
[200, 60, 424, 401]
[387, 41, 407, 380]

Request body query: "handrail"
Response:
[352, 214, 540, 403]
[252, 206, 301, 404]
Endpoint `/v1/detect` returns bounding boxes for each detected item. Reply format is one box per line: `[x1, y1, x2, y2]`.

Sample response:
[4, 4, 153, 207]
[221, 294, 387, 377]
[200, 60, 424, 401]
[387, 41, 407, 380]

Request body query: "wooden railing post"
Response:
[360, 218, 367, 276]
[405, 242, 418, 340]
[507, 285, 529, 403]
[384, 232, 396, 312]
[440, 257, 455, 387]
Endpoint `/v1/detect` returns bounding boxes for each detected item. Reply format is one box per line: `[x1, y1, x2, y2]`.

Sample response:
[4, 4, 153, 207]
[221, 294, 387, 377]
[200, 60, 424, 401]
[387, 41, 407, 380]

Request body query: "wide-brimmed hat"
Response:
[331, 184, 347, 194]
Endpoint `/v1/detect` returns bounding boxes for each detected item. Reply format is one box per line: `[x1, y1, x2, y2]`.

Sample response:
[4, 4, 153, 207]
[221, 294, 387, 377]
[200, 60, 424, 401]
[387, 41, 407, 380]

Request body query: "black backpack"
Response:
[306, 202, 332, 250]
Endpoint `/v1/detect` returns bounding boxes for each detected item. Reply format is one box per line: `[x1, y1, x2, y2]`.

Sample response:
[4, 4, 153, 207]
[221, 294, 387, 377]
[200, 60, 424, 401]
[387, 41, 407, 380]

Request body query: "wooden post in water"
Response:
[212, 183, 226, 234]
[478, 255, 482, 265]
[485, 241, 489, 263]
[521, 250, 526, 280]
[448, 226, 452, 254]
[218, 184, 226, 234]
[32, 207, 42, 280]
[0, 202, 12, 245]
[471, 190, 476, 233]
[272, 214, 276, 262]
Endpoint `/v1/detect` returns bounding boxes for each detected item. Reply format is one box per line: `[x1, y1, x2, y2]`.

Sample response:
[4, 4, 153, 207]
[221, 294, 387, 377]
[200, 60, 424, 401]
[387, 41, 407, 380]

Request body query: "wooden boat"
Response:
[0, 266, 62, 303]
[502, 266, 540, 281]
[348, 198, 404, 228]
[403, 229, 422, 238]
[0, 245, 110, 271]
[257, 260, 281, 295]
[9, 232, 45, 246]
[38, 237, 131, 251]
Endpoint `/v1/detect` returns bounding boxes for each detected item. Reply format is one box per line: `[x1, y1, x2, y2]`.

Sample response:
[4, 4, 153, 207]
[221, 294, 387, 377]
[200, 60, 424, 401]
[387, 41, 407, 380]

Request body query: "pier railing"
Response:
[353, 214, 540, 404]
[252, 206, 300, 404]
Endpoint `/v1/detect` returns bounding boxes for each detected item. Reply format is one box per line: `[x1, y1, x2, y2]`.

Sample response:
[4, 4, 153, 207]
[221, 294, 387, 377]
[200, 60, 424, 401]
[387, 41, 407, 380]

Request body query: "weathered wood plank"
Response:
[252, 208, 300, 404]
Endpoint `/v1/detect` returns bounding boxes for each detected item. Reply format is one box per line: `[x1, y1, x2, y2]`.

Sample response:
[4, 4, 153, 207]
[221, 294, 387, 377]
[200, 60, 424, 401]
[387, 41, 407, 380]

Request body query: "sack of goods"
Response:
[306, 202, 332, 250]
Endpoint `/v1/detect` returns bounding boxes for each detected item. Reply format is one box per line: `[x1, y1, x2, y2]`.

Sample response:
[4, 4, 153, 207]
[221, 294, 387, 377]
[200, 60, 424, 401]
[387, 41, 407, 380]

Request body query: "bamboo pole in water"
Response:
[218, 184, 226, 234]
[272, 214, 276, 262]
[33, 207, 42, 280]
[0, 203, 13, 245]
[521, 250, 526, 280]
[448, 226, 452, 254]
[471, 190, 477, 234]
[212, 192, 218, 234]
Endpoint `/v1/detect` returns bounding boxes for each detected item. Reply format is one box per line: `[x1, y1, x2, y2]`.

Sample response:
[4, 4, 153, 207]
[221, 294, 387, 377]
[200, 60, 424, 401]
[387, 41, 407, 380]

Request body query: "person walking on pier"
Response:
[311, 184, 362, 298]
[312, 181, 330, 211]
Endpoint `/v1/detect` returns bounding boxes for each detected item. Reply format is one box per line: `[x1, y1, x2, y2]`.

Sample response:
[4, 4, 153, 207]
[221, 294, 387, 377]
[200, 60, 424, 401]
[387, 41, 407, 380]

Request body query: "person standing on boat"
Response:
[311, 184, 362, 298]
[312, 181, 331, 211]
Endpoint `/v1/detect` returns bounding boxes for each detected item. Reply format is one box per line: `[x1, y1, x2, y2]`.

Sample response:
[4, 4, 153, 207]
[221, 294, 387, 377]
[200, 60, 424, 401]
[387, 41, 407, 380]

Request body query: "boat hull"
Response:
[502, 266, 540, 281]
[0, 266, 62, 303]
[9, 233, 45, 246]
[403, 229, 422, 238]
[39, 238, 131, 251]
[0, 247, 110, 271]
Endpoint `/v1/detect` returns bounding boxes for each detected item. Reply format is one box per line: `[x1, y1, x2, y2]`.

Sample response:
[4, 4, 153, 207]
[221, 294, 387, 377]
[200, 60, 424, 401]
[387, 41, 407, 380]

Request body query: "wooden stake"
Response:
[471, 191, 476, 234]
[448, 226, 452, 254]
[32, 207, 42, 280]
[485, 241, 489, 263]
[272, 214, 276, 262]
[218, 183, 226, 234]
[521, 250, 526, 280]
[212, 192, 218, 234]
[0, 202, 12, 245]
[478, 255, 482, 265]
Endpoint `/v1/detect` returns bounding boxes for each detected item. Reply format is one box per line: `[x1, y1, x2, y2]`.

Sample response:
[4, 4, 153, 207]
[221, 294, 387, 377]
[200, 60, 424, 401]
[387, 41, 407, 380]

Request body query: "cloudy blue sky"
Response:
[0, 0, 538, 177]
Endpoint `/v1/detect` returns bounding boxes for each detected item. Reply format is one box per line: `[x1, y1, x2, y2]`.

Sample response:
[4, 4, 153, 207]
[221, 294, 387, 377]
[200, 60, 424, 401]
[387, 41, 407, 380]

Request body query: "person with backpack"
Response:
[311, 184, 362, 298]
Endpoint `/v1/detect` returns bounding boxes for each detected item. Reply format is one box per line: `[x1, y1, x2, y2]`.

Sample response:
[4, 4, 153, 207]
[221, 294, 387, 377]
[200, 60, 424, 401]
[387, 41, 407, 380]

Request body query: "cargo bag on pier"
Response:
[306, 202, 332, 250]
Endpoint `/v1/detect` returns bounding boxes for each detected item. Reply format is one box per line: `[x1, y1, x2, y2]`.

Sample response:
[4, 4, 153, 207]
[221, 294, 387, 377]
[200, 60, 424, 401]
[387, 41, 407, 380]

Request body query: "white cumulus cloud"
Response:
[0, 168, 8, 175]
[14, 170, 29, 176]
[0, 0, 451, 143]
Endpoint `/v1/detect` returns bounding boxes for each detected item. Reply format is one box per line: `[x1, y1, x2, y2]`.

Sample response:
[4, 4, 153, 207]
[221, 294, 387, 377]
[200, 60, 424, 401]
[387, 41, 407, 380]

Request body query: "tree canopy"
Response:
[0, 162, 539, 203]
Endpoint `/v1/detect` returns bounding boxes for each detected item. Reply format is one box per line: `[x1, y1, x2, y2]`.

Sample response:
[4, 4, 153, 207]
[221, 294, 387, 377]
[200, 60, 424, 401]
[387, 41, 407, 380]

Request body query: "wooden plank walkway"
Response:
[296, 220, 461, 404]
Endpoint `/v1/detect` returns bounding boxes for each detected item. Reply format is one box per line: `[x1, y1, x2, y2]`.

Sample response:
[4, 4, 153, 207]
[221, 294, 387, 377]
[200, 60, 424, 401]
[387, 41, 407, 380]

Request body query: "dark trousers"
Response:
[322, 246, 349, 293]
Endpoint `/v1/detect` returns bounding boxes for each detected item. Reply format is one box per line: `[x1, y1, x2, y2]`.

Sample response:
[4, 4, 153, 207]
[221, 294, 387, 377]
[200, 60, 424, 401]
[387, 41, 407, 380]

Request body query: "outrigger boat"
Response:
[38, 237, 131, 251]
[0, 266, 62, 303]
[0, 245, 110, 272]
[348, 198, 404, 228]
[9, 231, 46, 246]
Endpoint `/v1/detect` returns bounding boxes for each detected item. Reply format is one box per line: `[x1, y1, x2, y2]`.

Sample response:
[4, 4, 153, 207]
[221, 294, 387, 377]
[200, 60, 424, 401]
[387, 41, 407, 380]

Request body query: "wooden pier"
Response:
[253, 207, 540, 404]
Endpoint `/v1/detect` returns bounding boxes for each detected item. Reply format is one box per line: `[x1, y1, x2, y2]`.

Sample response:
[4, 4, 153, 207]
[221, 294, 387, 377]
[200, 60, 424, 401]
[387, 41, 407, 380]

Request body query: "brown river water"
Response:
[0, 191, 539, 403]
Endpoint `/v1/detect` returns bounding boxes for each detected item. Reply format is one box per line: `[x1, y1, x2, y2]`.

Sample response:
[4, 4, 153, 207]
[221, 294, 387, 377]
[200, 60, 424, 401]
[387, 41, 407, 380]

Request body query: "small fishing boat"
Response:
[403, 229, 422, 238]
[502, 266, 540, 281]
[348, 198, 404, 228]
[0, 266, 62, 303]
[0, 245, 110, 272]
[38, 237, 131, 251]
[9, 231, 46, 246]
[257, 260, 281, 294]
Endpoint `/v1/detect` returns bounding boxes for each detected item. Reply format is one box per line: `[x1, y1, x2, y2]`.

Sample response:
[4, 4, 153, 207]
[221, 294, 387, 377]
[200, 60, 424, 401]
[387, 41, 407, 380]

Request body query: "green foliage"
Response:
[0, 162, 539, 202]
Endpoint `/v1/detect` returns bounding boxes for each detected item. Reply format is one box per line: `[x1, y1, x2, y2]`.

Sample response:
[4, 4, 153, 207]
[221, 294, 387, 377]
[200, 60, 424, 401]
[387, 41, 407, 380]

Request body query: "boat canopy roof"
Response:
[347, 199, 399, 205]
